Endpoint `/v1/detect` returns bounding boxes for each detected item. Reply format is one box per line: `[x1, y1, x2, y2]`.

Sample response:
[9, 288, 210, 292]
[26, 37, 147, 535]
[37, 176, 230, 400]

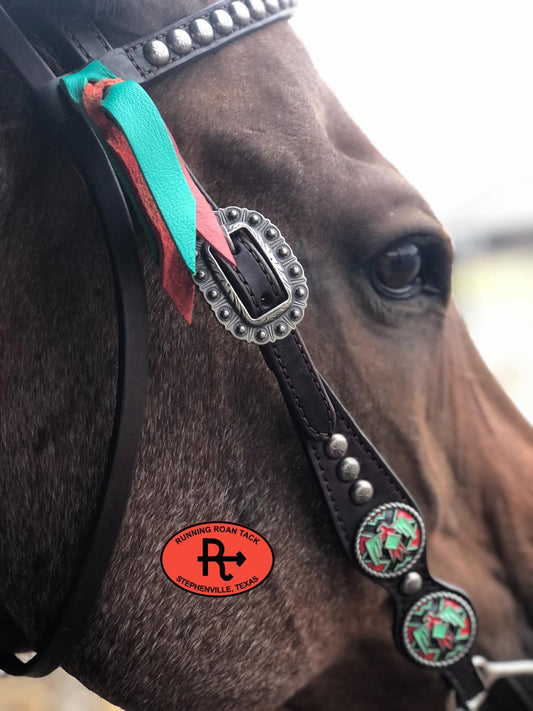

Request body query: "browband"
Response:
[0, 2, 487, 707]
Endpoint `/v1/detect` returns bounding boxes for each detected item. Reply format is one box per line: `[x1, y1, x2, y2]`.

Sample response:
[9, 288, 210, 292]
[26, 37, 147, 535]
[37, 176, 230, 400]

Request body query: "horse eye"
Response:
[372, 243, 422, 297]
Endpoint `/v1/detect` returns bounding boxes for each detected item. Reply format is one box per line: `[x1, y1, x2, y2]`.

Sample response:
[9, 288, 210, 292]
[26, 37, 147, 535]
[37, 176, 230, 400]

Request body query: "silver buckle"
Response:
[194, 206, 308, 344]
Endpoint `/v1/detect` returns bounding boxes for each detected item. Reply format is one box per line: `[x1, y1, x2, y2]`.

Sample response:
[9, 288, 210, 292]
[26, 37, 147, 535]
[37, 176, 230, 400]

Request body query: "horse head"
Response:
[0, 1, 532, 709]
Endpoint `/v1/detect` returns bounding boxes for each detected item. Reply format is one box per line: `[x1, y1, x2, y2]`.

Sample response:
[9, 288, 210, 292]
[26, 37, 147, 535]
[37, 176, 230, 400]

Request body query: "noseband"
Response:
[0, 3, 529, 709]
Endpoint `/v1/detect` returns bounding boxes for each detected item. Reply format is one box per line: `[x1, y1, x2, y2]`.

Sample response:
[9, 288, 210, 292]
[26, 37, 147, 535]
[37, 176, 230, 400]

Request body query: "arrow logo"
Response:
[197, 538, 246, 581]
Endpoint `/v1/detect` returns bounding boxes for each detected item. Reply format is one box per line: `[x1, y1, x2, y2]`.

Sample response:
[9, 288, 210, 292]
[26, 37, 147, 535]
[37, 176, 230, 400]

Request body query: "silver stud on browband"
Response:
[264, 0, 280, 10]
[210, 9, 234, 35]
[246, 0, 267, 19]
[400, 572, 423, 595]
[166, 29, 193, 55]
[230, 1, 251, 25]
[351, 480, 374, 504]
[189, 18, 214, 45]
[337, 456, 360, 482]
[325, 433, 348, 459]
[143, 39, 170, 66]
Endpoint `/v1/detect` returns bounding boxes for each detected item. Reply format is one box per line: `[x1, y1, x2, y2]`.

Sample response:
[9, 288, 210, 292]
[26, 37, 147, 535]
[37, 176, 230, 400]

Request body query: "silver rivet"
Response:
[230, 1, 251, 25]
[189, 18, 214, 45]
[143, 39, 170, 66]
[289, 264, 301, 277]
[196, 269, 207, 282]
[235, 324, 246, 335]
[351, 480, 374, 504]
[337, 457, 361, 482]
[219, 307, 231, 321]
[294, 286, 306, 299]
[256, 329, 267, 341]
[290, 307, 302, 321]
[279, 0, 291, 7]
[265, 227, 277, 239]
[227, 208, 239, 220]
[325, 433, 348, 459]
[207, 289, 219, 301]
[210, 9, 234, 35]
[265, 0, 280, 10]
[275, 323, 288, 336]
[246, 0, 267, 19]
[400, 572, 423, 596]
[248, 213, 261, 225]
[277, 245, 289, 258]
[166, 29, 192, 55]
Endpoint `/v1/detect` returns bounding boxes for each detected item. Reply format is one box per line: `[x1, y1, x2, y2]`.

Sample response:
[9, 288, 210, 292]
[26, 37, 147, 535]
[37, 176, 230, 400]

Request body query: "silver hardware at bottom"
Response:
[189, 18, 214, 45]
[325, 433, 348, 459]
[400, 571, 423, 595]
[350, 480, 374, 504]
[447, 656, 533, 710]
[230, 1, 251, 25]
[167, 28, 193, 55]
[193, 206, 308, 344]
[210, 9, 234, 35]
[337, 456, 360, 481]
[143, 39, 170, 66]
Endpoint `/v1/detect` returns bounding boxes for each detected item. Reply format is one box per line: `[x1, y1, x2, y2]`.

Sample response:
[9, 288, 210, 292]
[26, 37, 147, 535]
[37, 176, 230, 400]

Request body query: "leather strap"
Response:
[10, 0, 295, 84]
[0, 6, 148, 678]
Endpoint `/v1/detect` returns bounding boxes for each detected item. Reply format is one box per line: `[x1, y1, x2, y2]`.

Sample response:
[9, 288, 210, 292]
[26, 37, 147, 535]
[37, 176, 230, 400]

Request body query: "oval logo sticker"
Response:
[161, 522, 274, 597]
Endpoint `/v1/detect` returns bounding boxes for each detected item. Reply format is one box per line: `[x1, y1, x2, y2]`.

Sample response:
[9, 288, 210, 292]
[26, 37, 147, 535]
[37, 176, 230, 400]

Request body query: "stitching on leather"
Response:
[58, 19, 92, 61]
[311, 440, 351, 542]
[271, 339, 330, 438]
[238, 239, 281, 296]
[125, 47, 150, 78]
[292, 333, 334, 433]
[336, 408, 406, 502]
[88, 22, 111, 52]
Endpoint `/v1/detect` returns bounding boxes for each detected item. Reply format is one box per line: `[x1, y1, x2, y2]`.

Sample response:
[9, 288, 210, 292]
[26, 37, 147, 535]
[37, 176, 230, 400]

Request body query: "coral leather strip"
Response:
[81, 78, 195, 321]
[61, 60, 234, 322]
[98, 78, 197, 272]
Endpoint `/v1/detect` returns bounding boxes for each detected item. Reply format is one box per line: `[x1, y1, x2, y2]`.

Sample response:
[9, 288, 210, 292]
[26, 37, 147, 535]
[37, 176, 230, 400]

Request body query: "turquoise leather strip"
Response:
[101, 80, 196, 273]
[61, 60, 117, 105]
[61, 60, 196, 273]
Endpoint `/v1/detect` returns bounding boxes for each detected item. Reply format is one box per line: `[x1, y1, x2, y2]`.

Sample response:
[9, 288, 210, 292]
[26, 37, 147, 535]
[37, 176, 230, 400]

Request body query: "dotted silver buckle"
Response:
[193, 206, 308, 344]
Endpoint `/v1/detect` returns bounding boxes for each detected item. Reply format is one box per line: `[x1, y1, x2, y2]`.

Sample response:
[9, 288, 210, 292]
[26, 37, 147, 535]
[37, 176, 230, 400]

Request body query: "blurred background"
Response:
[1, 0, 531, 708]
[294, 0, 533, 423]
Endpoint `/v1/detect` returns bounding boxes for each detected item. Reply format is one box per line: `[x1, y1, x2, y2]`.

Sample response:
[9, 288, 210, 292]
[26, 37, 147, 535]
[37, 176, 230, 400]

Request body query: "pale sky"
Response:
[292, 0, 533, 227]
[293, 2, 533, 421]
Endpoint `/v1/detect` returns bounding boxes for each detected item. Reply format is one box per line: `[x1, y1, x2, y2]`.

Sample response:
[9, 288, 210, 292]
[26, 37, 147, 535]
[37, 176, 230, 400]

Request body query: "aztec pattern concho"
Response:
[403, 592, 477, 668]
[355, 502, 425, 578]
[194, 206, 308, 344]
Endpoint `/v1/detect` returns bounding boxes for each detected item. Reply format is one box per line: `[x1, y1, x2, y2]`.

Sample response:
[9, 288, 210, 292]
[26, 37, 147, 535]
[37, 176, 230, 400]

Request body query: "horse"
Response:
[0, 1, 532, 709]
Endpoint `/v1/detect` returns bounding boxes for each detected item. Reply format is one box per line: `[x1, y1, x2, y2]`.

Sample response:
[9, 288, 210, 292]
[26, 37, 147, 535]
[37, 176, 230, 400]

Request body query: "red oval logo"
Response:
[161, 522, 274, 597]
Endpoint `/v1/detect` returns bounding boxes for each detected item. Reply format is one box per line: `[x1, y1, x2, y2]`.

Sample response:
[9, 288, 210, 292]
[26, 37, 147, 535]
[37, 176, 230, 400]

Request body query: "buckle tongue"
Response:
[194, 206, 308, 344]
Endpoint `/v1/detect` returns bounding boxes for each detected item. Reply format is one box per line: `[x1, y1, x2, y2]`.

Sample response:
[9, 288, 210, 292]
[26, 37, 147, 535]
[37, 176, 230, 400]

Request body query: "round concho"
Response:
[403, 592, 477, 668]
[355, 502, 425, 579]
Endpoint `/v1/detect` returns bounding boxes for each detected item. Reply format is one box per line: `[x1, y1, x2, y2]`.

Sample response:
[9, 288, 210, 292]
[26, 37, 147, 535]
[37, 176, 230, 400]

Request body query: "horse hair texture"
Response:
[1, 1, 533, 710]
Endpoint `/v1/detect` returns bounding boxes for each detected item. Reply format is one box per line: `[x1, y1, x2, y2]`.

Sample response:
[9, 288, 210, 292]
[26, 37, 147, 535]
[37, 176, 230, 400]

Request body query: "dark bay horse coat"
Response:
[0, 1, 532, 709]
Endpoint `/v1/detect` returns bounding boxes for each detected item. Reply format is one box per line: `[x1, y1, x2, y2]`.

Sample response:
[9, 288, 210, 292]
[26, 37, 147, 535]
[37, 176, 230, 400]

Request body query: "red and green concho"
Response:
[355, 502, 425, 578]
[403, 592, 476, 668]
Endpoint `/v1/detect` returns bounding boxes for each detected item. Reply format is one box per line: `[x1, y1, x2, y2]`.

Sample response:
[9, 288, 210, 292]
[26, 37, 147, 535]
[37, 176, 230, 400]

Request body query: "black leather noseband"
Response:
[0, 2, 487, 707]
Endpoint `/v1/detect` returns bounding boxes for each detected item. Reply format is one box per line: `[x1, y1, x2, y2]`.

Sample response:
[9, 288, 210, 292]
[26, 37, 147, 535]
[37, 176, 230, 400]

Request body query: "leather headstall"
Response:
[0, 2, 486, 708]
